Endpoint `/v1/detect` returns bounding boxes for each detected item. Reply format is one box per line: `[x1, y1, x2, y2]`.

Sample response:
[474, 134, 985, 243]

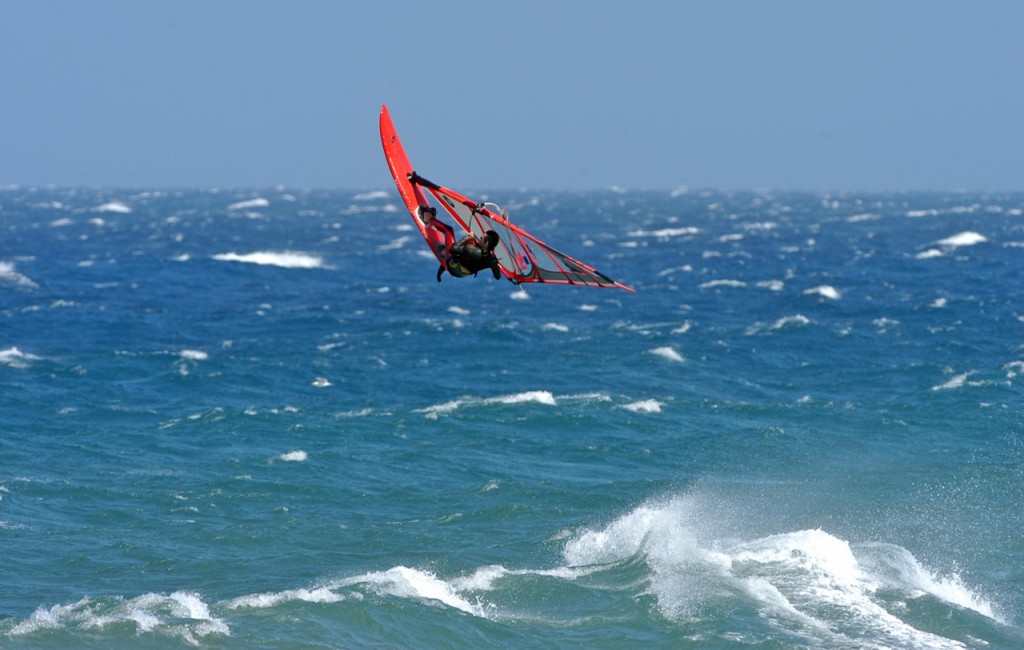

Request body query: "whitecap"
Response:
[347, 566, 487, 617]
[649, 346, 684, 362]
[486, 391, 557, 406]
[936, 231, 987, 248]
[627, 226, 700, 238]
[278, 450, 308, 462]
[227, 197, 269, 210]
[11, 592, 229, 641]
[378, 235, 412, 252]
[1004, 361, 1024, 379]
[0, 261, 38, 288]
[931, 371, 974, 391]
[699, 279, 747, 289]
[672, 321, 692, 334]
[353, 190, 390, 201]
[804, 285, 841, 300]
[0, 347, 41, 368]
[180, 349, 208, 361]
[846, 213, 879, 223]
[542, 322, 569, 332]
[212, 251, 324, 269]
[563, 494, 999, 647]
[419, 391, 558, 419]
[622, 399, 664, 413]
[224, 586, 344, 609]
[93, 201, 131, 214]
[757, 280, 785, 292]
[747, 315, 811, 335]
[856, 542, 1001, 622]
[418, 398, 469, 419]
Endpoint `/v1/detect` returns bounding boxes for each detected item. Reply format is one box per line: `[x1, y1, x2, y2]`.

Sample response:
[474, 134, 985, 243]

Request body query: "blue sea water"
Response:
[1, 186, 1022, 648]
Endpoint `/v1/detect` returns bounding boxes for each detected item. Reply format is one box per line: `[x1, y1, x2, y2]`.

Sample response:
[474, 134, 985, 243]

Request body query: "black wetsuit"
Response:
[445, 236, 501, 279]
[431, 220, 501, 282]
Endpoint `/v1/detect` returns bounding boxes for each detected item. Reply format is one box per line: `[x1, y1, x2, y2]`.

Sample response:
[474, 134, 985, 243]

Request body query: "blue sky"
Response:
[2, 1, 1021, 191]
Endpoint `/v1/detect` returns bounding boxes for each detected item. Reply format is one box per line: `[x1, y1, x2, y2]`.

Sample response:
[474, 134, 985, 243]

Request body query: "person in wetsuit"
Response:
[416, 205, 501, 283]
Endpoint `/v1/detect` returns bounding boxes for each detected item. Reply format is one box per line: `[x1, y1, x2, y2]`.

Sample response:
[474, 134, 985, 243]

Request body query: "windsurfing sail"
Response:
[380, 104, 633, 292]
[410, 173, 633, 292]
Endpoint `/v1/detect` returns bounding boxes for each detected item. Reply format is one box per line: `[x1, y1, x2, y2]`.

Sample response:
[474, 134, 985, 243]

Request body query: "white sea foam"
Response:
[180, 349, 208, 361]
[937, 231, 987, 247]
[747, 315, 811, 335]
[11, 591, 229, 642]
[212, 251, 324, 269]
[0, 261, 38, 288]
[649, 347, 684, 362]
[562, 493, 1000, 647]
[0, 347, 41, 368]
[757, 280, 785, 291]
[348, 566, 488, 617]
[699, 279, 747, 289]
[846, 213, 879, 223]
[419, 391, 558, 419]
[1004, 361, 1024, 379]
[931, 371, 975, 391]
[542, 322, 570, 332]
[622, 399, 664, 413]
[353, 190, 390, 201]
[278, 450, 308, 462]
[921, 232, 988, 258]
[378, 235, 412, 251]
[672, 321, 692, 334]
[224, 585, 345, 609]
[804, 285, 841, 300]
[488, 390, 557, 406]
[626, 226, 700, 238]
[227, 198, 269, 211]
[93, 201, 132, 213]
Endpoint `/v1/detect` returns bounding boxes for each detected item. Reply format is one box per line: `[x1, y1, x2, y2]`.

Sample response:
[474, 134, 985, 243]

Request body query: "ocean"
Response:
[1, 186, 1022, 648]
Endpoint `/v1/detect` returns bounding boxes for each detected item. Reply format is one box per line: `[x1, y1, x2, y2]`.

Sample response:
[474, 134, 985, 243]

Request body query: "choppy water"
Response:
[2, 187, 1022, 648]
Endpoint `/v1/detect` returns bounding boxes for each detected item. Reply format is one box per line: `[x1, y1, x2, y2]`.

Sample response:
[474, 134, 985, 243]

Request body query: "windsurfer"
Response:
[416, 205, 501, 283]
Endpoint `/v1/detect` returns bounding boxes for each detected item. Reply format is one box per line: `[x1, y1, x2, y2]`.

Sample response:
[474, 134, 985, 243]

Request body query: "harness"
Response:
[445, 255, 474, 278]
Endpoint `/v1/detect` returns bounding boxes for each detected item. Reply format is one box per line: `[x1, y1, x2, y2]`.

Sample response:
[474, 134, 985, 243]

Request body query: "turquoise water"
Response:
[2, 187, 1022, 648]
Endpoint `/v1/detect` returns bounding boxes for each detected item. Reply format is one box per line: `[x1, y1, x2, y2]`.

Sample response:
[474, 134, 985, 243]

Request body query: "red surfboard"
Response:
[378, 105, 448, 264]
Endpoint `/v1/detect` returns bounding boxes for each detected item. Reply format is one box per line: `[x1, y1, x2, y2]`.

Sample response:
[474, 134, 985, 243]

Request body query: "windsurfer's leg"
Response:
[433, 219, 456, 250]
